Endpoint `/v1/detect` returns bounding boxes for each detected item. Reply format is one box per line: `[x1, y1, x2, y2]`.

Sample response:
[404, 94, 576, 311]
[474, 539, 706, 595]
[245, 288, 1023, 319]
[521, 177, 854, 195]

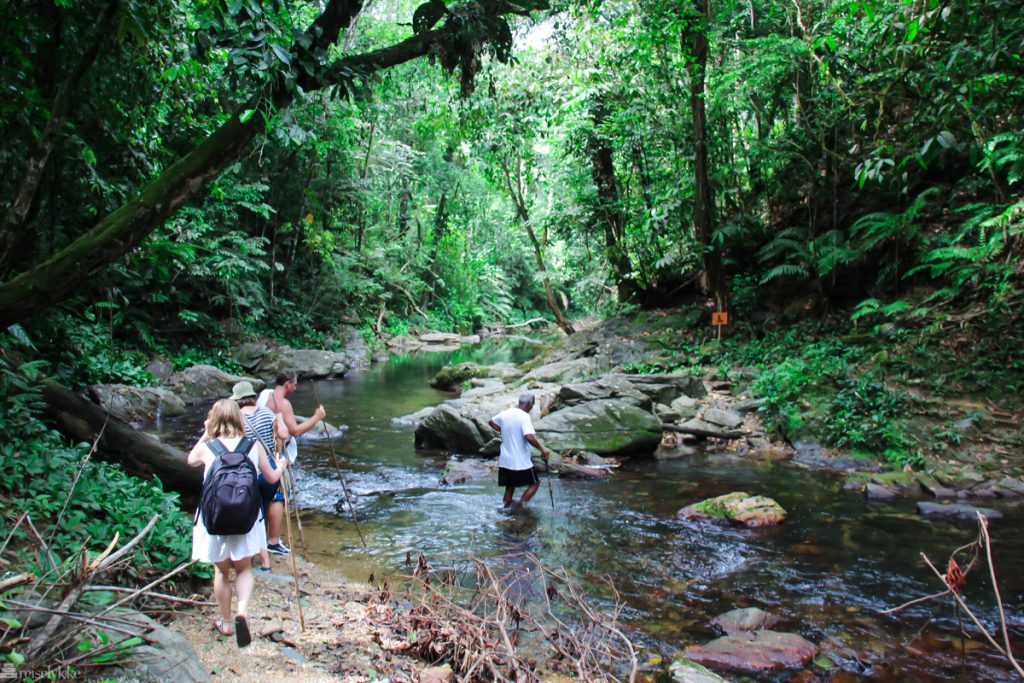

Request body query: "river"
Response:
[148, 341, 1024, 681]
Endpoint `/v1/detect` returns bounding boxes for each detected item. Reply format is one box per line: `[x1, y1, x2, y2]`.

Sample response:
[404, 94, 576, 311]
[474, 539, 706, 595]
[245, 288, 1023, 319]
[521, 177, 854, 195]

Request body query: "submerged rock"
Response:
[916, 501, 1003, 520]
[441, 459, 495, 485]
[535, 399, 662, 455]
[678, 492, 787, 527]
[431, 361, 490, 391]
[670, 656, 729, 683]
[683, 630, 818, 673]
[711, 607, 781, 635]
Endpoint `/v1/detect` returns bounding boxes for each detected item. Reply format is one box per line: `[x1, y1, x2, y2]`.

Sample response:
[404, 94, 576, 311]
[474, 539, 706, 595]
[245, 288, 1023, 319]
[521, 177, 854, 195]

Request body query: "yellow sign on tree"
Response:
[304, 212, 314, 226]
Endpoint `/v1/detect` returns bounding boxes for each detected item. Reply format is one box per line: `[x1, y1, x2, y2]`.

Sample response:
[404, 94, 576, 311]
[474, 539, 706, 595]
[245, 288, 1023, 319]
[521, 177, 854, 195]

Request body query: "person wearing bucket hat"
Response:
[231, 381, 289, 569]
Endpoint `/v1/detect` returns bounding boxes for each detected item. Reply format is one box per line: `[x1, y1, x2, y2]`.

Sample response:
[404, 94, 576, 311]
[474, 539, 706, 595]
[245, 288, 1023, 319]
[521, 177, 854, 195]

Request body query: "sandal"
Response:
[258, 565, 272, 572]
[214, 619, 234, 636]
[234, 615, 251, 648]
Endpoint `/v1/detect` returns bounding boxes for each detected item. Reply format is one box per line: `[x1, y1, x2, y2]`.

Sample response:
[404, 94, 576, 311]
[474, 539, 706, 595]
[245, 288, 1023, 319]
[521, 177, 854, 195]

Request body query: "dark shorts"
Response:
[498, 466, 538, 488]
[258, 476, 283, 513]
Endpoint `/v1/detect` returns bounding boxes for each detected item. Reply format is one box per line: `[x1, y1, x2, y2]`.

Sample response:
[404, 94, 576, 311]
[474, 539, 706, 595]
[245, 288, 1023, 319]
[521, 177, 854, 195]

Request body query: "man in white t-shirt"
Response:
[488, 393, 550, 509]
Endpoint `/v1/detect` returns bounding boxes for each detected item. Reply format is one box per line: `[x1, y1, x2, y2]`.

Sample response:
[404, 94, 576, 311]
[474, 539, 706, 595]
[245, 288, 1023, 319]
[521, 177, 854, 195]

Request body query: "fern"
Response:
[759, 263, 809, 284]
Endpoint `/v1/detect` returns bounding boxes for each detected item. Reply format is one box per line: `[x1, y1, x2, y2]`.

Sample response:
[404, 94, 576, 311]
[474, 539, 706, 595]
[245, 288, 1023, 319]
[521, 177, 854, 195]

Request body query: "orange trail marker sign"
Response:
[712, 311, 729, 339]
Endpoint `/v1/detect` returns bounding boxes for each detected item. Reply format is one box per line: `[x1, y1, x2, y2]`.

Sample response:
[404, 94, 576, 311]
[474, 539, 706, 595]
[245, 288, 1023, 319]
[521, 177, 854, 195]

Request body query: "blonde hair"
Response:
[205, 399, 245, 439]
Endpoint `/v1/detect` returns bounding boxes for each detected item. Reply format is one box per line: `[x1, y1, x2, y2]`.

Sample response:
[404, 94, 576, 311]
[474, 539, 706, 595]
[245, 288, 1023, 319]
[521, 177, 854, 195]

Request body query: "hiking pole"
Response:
[279, 468, 306, 631]
[284, 468, 309, 559]
[545, 456, 555, 510]
[310, 381, 368, 550]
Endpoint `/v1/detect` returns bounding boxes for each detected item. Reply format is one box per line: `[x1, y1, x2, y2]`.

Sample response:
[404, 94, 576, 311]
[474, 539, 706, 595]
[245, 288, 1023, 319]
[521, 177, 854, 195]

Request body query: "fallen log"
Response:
[661, 422, 745, 440]
[41, 382, 201, 494]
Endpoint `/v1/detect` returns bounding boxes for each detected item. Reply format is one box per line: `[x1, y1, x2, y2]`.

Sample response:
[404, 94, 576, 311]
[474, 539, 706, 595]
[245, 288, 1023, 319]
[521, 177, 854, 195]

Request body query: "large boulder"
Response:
[163, 365, 263, 404]
[535, 399, 662, 456]
[683, 630, 818, 673]
[257, 347, 349, 379]
[553, 375, 651, 410]
[86, 384, 186, 423]
[431, 362, 490, 391]
[678, 492, 787, 527]
[414, 405, 486, 454]
[621, 373, 707, 404]
[522, 357, 599, 384]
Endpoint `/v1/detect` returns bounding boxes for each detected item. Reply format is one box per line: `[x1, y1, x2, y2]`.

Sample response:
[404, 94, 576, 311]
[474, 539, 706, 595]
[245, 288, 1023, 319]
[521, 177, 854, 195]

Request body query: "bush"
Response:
[0, 354, 204, 583]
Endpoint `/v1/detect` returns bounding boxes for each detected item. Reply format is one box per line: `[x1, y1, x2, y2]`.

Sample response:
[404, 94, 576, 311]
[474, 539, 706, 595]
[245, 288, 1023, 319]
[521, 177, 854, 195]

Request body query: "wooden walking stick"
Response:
[310, 380, 368, 549]
[279, 467, 306, 632]
[544, 456, 555, 510]
[284, 468, 309, 558]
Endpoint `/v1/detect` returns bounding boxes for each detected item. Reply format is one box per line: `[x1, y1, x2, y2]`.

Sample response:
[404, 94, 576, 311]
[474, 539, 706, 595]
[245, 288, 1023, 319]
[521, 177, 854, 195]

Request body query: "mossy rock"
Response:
[430, 362, 489, 391]
[678, 492, 787, 527]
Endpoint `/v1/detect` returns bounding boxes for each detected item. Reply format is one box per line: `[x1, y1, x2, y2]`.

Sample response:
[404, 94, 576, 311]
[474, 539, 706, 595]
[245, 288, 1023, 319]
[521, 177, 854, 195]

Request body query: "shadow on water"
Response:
[143, 341, 1024, 681]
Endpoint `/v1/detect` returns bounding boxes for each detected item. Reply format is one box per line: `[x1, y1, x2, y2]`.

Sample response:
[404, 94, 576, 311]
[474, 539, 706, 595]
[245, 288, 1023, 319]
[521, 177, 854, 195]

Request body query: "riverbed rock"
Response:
[431, 362, 490, 391]
[164, 365, 263, 404]
[535, 399, 663, 455]
[683, 630, 818, 673]
[522, 356, 599, 384]
[711, 607, 781, 635]
[622, 373, 708, 404]
[917, 475, 957, 499]
[257, 346, 350, 379]
[864, 482, 899, 500]
[916, 501, 1003, 520]
[554, 375, 651, 409]
[103, 611, 210, 683]
[420, 332, 461, 344]
[678, 492, 787, 527]
[670, 657, 729, 683]
[701, 407, 744, 430]
[676, 418, 744, 440]
[533, 452, 611, 479]
[414, 404, 486, 454]
[441, 459, 495, 485]
[655, 433, 698, 459]
[670, 395, 700, 420]
[87, 384, 186, 423]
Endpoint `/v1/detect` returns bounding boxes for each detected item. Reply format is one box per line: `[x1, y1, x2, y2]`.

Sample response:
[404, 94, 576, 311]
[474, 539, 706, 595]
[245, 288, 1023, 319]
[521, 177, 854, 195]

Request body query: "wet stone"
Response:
[683, 630, 818, 673]
[711, 607, 781, 635]
[916, 501, 1004, 520]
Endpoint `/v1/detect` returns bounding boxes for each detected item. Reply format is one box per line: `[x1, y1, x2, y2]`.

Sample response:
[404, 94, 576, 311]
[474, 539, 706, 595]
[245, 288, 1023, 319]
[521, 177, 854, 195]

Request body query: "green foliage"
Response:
[0, 353, 203, 583]
[823, 373, 919, 468]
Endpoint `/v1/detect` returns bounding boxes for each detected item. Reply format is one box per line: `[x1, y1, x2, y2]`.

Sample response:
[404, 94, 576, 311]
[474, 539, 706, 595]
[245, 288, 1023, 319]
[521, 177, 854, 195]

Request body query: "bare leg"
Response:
[213, 560, 234, 626]
[267, 501, 284, 545]
[503, 486, 516, 507]
[257, 547, 270, 569]
[233, 557, 254, 618]
[519, 482, 540, 506]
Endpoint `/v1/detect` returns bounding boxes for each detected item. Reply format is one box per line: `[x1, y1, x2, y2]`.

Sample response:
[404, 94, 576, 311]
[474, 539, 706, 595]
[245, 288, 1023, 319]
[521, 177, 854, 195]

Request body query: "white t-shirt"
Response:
[491, 407, 536, 471]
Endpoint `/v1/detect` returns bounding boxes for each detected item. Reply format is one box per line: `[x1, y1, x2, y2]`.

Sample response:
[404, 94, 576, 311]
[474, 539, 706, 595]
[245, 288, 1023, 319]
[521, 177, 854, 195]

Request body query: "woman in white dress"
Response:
[188, 399, 287, 646]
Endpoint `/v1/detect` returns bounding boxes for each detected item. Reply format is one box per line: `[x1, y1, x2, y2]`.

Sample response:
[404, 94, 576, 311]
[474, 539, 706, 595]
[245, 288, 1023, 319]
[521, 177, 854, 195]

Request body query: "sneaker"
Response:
[266, 542, 290, 555]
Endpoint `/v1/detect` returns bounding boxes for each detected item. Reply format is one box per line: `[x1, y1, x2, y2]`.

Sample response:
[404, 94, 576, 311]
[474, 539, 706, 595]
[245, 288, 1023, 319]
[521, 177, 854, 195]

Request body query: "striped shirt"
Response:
[241, 406, 277, 462]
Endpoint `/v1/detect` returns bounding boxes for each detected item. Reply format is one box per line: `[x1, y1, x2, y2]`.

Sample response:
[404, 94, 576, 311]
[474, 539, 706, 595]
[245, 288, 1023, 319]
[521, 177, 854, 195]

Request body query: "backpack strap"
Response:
[207, 438, 227, 456]
[242, 412, 276, 458]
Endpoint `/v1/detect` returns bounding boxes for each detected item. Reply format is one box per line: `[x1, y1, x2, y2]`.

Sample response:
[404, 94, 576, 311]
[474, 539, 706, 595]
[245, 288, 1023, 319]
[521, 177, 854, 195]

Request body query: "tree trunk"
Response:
[41, 382, 201, 494]
[588, 98, 637, 302]
[685, 0, 728, 312]
[498, 154, 574, 335]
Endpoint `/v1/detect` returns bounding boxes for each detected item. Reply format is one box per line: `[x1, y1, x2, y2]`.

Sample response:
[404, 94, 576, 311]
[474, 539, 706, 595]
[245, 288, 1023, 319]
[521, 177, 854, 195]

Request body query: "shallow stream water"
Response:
[148, 342, 1024, 681]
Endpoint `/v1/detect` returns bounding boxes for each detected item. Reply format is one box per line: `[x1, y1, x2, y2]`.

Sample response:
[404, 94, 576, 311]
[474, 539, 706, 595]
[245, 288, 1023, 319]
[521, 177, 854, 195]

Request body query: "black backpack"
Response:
[198, 437, 260, 535]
